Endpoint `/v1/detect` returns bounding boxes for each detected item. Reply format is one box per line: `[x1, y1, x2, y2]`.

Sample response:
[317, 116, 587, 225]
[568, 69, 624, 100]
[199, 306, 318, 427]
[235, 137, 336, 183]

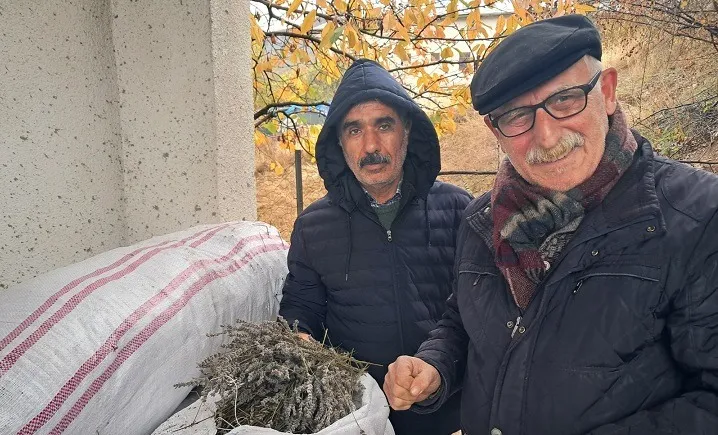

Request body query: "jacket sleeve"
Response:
[590, 210, 718, 435]
[411, 216, 471, 414]
[277, 217, 327, 338]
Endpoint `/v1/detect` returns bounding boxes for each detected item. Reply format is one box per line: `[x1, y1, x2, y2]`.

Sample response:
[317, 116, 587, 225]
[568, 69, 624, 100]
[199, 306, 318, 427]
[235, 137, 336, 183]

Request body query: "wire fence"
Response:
[292, 152, 718, 216]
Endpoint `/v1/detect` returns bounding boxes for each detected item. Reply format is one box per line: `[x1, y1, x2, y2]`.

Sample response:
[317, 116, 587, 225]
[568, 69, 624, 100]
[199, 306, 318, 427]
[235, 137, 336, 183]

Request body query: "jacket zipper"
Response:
[510, 315, 523, 338]
[356, 199, 416, 354]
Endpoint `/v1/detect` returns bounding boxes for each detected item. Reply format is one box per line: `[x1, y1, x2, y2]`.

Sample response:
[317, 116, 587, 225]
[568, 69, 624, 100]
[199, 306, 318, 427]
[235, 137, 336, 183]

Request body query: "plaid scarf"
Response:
[491, 105, 637, 309]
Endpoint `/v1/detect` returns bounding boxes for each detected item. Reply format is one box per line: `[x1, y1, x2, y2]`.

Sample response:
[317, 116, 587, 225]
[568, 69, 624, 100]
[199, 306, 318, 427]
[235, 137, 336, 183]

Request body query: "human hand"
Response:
[296, 332, 312, 341]
[383, 355, 441, 410]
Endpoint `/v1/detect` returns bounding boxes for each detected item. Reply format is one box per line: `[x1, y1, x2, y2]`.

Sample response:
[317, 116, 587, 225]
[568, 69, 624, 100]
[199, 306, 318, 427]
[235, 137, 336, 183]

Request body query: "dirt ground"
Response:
[255, 113, 499, 239]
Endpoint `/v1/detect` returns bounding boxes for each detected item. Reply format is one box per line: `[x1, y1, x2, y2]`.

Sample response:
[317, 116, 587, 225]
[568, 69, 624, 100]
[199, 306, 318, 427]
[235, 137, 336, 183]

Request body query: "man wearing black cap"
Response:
[278, 59, 471, 434]
[383, 15, 718, 434]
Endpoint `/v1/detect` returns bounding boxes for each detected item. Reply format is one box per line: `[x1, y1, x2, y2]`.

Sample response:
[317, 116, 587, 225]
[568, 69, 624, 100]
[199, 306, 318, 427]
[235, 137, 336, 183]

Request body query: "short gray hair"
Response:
[583, 54, 603, 76]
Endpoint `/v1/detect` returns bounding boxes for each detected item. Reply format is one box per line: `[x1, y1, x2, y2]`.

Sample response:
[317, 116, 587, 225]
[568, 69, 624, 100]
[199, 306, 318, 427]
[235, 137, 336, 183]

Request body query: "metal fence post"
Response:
[295, 149, 303, 216]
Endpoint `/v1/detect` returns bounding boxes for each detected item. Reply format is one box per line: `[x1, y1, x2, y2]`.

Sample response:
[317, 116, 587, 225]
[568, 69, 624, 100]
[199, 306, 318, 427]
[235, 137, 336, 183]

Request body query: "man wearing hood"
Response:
[278, 59, 471, 434]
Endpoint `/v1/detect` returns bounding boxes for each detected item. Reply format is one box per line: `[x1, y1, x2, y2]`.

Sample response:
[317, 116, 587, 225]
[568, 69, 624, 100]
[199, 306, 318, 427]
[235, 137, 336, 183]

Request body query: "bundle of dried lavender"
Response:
[176, 318, 367, 434]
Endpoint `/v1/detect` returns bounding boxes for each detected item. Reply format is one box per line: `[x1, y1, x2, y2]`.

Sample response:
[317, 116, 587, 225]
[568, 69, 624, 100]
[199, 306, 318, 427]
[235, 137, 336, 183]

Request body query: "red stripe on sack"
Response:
[18, 233, 282, 433]
[46, 243, 287, 435]
[0, 224, 230, 378]
[0, 225, 229, 353]
[0, 239, 174, 352]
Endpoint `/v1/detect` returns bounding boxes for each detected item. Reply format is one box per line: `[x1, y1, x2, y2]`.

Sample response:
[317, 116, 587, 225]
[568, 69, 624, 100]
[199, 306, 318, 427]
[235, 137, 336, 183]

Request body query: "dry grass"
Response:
[176, 319, 367, 433]
[255, 144, 325, 239]
[436, 112, 500, 196]
[596, 17, 718, 164]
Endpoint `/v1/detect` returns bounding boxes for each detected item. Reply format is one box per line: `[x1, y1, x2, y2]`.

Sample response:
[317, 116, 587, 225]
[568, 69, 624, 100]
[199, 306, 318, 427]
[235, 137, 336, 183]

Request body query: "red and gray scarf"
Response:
[491, 105, 637, 309]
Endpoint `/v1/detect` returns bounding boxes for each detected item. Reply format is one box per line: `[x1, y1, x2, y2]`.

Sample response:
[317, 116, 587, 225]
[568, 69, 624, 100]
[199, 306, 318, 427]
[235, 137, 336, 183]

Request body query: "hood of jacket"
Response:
[315, 59, 441, 212]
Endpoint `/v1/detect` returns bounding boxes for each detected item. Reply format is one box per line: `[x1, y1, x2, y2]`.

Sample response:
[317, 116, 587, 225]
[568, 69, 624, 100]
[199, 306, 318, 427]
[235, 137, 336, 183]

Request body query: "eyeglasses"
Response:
[489, 71, 603, 138]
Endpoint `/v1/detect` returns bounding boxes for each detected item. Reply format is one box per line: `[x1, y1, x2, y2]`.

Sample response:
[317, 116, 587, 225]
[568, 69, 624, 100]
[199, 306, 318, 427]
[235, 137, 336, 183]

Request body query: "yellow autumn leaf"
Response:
[441, 14, 457, 27]
[254, 131, 268, 146]
[346, 25, 359, 50]
[382, 13, 396, 35]
[506, 15, 519, 33]
[317, 0, 328, 8]
[494, 14, 506, 36]
[416, 74, 427, 89]
[414, 7, 426, 29]
[512, 0, 526, 20]
[286, 0, 303, 16]
[274, 163, 285, 176]
[441, 46, 453, 59]
[367, 7, 383, 19]
[394, 42, 409, 61]
[300, 9, 317, 34]
[465, 9, 482, 34]
[319, 22, 336, 50]
[456, 104, 468, 118]
[295, 48, 310, 63]
[395, 23, 411, 44]
[440, 115, 457, 134]
[249, 14, 265, 45]
[574, 3, 596, 14]
[403, 8, 415, 28]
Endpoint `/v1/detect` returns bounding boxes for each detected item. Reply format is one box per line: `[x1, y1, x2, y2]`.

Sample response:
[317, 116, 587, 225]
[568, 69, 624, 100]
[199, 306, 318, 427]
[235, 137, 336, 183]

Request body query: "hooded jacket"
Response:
[279, 59, 471, 434]
[414, 136, 718, 434]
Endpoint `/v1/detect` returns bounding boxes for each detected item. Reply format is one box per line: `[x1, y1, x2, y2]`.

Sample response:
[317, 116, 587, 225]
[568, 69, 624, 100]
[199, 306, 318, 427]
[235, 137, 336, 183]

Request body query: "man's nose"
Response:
[532, 108, 560, 148]
[361, 129, 380, 154]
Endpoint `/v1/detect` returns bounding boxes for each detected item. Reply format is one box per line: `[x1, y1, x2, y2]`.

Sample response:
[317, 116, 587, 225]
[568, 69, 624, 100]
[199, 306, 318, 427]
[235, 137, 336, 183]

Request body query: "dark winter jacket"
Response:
[414, 135, 718, 435]
[279, 59, 471, 434]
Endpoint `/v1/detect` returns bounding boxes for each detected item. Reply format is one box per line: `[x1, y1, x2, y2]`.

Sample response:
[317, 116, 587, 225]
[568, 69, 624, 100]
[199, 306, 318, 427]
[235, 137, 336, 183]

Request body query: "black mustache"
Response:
[359, 153, 390, 168]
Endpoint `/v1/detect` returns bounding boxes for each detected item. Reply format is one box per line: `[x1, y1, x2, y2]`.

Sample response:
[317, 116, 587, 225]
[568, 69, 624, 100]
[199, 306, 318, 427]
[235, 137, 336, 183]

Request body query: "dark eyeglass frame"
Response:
[489, 70, 603, 138]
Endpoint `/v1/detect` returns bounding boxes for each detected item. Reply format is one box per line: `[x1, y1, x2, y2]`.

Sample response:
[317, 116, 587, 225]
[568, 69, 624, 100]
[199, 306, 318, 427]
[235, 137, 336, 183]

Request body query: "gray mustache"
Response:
[526, 132, 584, 165]
[360, 153, 391, 168]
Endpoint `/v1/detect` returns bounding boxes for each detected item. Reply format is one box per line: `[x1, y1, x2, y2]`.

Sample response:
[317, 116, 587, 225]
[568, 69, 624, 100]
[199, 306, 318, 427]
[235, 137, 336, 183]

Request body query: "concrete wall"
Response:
[0, 1, 126, 288]
[0, 0, 255, 289]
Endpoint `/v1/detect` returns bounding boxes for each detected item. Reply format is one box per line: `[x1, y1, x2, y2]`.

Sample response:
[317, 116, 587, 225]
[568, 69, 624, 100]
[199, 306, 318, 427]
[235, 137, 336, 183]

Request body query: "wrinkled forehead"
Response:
[340, 99, 407, 125]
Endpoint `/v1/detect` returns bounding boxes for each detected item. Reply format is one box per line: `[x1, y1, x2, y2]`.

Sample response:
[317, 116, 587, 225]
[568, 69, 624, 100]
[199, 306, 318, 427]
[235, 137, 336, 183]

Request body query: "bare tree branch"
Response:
[255, 101, 331, 120]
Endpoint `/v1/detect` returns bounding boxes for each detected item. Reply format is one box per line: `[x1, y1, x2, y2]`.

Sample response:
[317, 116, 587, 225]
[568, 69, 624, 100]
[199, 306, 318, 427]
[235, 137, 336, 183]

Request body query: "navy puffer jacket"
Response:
[279, 59, 471, 434]
[414, 137, 718, 435]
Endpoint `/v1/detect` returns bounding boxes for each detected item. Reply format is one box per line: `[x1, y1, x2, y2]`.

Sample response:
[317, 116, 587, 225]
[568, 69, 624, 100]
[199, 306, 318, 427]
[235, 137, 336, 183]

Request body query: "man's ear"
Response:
[600, 67, 618, 115]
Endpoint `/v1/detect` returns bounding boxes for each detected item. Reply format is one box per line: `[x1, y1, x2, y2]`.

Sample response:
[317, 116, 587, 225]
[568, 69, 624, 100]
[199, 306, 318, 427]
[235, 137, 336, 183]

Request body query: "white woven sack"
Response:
[0, 222, 288, 435]
[152, 373, 395, 435]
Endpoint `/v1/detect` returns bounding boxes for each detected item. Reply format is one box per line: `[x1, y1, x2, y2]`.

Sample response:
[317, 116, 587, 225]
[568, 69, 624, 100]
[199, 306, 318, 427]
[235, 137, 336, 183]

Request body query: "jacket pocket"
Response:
[561, 262, 664, 367]
[457, 262, 501, 300]
[572, 263, 662, 308]
[456, 262, 513, 350]
[574, 263, 661, 286]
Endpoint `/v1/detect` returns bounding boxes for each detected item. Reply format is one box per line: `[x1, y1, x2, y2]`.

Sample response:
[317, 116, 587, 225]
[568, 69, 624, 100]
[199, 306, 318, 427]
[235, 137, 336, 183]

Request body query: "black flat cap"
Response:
[471, 14, 602, 115]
